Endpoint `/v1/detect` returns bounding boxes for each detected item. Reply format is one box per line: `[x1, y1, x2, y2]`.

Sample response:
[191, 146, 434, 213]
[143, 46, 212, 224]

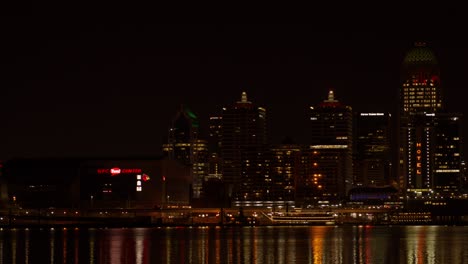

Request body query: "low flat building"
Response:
[1, 157, 191, 209]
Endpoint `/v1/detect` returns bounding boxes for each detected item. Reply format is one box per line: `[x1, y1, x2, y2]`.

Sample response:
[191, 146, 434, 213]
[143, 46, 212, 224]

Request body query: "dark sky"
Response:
[1, 19, 468, 159]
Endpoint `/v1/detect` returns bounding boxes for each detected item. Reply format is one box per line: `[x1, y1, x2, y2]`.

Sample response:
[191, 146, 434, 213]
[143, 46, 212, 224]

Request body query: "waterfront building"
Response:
[1, 157, 190, 208]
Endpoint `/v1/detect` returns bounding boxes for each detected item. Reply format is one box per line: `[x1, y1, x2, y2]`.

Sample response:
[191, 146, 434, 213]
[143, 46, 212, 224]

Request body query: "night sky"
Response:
[2, 19, 468, 159]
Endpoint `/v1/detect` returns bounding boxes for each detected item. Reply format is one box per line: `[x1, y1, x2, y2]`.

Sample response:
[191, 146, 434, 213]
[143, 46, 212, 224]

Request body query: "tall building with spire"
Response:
[304, 90, 353, 203]
[162, 105, 208, 199]
[221, 92, 268, 205]
[399, 42, 463, 197]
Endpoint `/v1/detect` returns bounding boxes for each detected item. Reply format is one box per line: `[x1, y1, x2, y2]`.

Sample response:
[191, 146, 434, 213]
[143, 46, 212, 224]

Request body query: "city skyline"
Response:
[2, 21, 468, 159]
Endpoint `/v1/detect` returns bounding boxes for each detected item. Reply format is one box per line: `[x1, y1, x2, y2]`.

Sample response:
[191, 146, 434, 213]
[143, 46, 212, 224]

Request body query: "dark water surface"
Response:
[0, 225, 467, 263]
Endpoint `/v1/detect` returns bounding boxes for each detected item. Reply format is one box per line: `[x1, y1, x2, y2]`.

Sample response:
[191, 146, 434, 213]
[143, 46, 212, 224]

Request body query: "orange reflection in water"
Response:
[134, 228, 149, 264]
[24, 229, 30, 264]
[417, 226, 426, 264]
[405, 226, 438, 264]
[62, 228, 67, 262]
[49, 229, 54, 264]
[310, 226, 327, 264]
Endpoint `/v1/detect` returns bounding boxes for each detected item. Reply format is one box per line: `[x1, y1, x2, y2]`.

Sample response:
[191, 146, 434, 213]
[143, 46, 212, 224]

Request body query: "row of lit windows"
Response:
[403, 103, 440, 107]
[404, 99, 439, 104]
[402, 83, 436, 87]
[404, 94, 438, 98]
[403, 85, 437, 90]
[404, 92, 438, 96]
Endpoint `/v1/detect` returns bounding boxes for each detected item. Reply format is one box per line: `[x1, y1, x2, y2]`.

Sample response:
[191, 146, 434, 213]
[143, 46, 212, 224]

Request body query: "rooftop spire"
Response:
[324, 90, 338, 103]
[237, 91, 252, 104]
[241, 91, 248, 103]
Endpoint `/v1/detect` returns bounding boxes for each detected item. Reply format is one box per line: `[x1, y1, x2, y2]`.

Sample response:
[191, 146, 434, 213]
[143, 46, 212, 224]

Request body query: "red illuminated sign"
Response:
[142, 174, 150, 181]
[416, 143, 422, 175]
[110, 168, 121, 175]
[97, 168, 143, 175]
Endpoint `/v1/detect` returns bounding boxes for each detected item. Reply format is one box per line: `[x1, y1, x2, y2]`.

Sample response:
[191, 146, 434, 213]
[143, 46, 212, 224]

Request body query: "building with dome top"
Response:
[400, 42, 442, 114]
[398, 42, 463, 198]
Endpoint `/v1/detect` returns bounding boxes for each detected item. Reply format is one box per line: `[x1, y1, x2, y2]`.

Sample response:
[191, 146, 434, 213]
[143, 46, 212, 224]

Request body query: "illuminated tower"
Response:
[399, 42, 463, 197]
[163, 105, 208, 199]
[307, 90, 353, 202]
[221, 92, 268, 204]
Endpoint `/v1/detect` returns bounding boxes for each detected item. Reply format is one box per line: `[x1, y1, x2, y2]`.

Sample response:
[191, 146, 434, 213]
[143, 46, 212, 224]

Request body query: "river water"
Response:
[0, 225, 467, 263]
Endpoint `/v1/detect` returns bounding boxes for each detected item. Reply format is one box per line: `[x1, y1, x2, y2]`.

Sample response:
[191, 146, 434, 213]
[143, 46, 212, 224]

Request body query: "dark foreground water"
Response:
[0, 225, 467, 263]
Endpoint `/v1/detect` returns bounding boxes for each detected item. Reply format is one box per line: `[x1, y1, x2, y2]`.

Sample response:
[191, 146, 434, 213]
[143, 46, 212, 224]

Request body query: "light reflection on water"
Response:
[0, 226, 467, 263]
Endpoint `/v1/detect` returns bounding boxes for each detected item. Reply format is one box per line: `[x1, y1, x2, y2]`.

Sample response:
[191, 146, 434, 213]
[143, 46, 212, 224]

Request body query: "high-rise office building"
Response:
[221, 92, 268, 204]
[399, 42, 463, 197]
[433, 113, 463, 195]
[307, 90, 353, 201]
[207, 115, 223, 180]
[354, 112, 392, 187]
[270, 140, 301, 204]
[162, 105, 208, 199]
[208, 116, 222, 155]
[400, 113, 463, 196]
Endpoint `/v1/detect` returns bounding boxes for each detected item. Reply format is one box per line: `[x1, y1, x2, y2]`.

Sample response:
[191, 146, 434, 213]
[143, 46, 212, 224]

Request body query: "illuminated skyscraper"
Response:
[433, 113, 463, 195]
[400, 113, 463, 196]
[207, 115, 223, 180]
[208, 116, 222, 155]
[399, 42, 463, 197]
[354, 112, 392, 187]
[163, 105, 208, 199]
[221, 92, 268, 204]
[163, 105, 198, 162]
[270, 139, 301, 204]
[307, 90, 353, 201]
